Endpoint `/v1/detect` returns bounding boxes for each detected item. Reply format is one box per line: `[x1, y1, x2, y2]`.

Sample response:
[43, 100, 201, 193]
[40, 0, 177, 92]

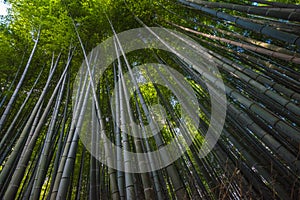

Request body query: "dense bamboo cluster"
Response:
[0, 0, 299, 199]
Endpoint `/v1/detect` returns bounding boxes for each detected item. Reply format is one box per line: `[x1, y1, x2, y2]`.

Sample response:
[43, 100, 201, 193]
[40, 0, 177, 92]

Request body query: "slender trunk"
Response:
[187, 0, 300, 21]
[30, 72, 67, 199]
[0, 67, 43, 150]
[178, 0, 300, 46]
[247, 0, 300, 9]
[3, 64, 70, 200]
[0, 28, 41, 131]
[170, 22, 300, 64]
[0, 50, 25, 110]
[113, 63, 125, 200]
[75, 148, 86, 200]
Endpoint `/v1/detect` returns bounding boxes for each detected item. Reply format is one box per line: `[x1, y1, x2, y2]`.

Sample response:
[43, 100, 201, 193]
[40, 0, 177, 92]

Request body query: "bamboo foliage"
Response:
[0, 0, 300, 199]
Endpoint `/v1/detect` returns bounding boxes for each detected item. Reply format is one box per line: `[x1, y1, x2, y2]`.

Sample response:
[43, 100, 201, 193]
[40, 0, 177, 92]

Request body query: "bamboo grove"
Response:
[0, 0, 300, 199]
